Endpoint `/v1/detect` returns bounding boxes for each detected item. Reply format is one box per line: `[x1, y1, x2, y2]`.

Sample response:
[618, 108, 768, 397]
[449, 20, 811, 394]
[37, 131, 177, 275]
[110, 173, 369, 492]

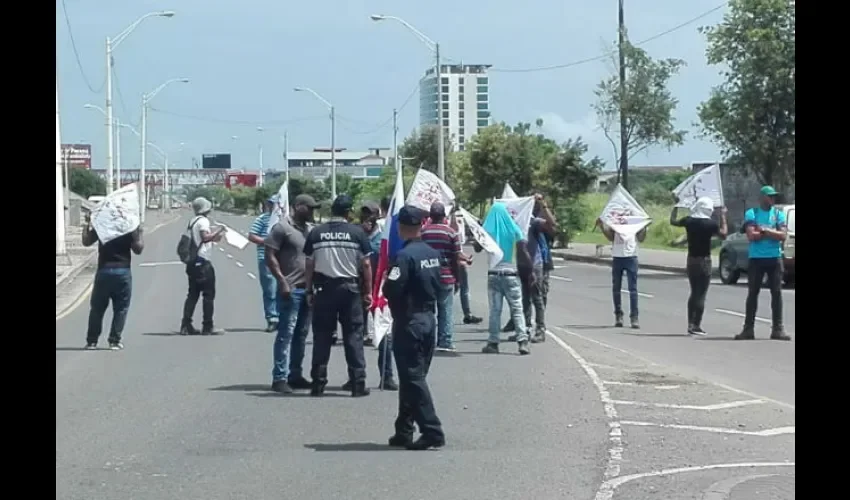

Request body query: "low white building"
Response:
[279, 148, 389, 180]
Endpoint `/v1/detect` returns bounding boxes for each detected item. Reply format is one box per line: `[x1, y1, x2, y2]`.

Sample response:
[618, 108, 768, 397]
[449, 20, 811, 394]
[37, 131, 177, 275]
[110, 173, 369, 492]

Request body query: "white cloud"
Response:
[537, 111, 617, 165]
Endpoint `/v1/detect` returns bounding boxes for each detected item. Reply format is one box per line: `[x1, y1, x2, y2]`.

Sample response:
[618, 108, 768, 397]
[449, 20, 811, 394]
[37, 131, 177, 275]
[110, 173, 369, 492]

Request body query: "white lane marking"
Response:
[714, 308, 770, 324]
[246, 272, 257, 280]
[703, 474, 788, 500]
[235, 261, 244, 268]
[588, 363, 619, 370]
[550, 275, 573, 282]
[219, 247, 225, 252]
[621, 290, 653, 299]
[138, 261, 184, 267]
[603, 381, 682, 390]
[610, 399, 764, 411]
[553, 327, 795, 411]
[544, 331, 624, 499]
[226, 254, 233, 259]
[600, 462, 794, 494]
[620, 420, 795, 437]
[552, 265, 567, 269]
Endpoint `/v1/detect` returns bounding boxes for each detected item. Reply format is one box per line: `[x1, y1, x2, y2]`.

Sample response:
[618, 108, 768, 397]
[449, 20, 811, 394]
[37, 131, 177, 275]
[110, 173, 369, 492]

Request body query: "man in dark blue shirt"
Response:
[383, 205, 446, 450]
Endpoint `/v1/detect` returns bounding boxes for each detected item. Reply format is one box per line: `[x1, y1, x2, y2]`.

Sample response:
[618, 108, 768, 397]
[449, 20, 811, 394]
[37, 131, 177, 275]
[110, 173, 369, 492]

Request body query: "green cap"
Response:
[760, 185, 779, 196]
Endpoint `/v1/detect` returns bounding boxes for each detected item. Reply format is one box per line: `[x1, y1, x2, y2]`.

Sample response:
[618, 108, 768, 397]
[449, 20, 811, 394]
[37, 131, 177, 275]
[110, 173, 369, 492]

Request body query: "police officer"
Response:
[303, 194, 374, 397]
[384, 205, 446, 450]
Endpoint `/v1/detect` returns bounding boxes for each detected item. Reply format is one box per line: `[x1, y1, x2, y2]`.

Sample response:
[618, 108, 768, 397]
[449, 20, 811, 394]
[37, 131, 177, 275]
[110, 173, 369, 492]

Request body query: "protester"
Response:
[450, 210, 482, 325]
[505, 193, 557, 342]
[597, 218, 648, 329]
[420, 202, 462, 352]
[303, 194, 374, 397]
[265, 194, 320, 393]
[670, 196, 728, 335]
[737, 186, 790, 341]
[82, 214, 144, 350]
[248, 196, 279, 332]
[480, 203, 533, 355]
[359, 200, 397, 391]
[180, 197, 226, 336]
[383, 205, 446, 450]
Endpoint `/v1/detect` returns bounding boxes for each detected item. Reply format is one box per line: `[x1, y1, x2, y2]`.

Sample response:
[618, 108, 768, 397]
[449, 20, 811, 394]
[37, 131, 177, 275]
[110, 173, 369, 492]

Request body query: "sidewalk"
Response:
[552, 242, 688, 273]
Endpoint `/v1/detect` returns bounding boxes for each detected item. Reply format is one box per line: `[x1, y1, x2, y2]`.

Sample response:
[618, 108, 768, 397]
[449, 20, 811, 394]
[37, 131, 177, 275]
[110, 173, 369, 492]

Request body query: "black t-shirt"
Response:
[97, 230, 141, 269]
[679, 217, 719, 258]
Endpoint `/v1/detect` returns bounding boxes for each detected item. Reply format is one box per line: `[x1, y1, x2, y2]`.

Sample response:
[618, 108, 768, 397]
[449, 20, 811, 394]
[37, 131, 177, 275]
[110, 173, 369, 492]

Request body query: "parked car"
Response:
[718, 204, 795, 286]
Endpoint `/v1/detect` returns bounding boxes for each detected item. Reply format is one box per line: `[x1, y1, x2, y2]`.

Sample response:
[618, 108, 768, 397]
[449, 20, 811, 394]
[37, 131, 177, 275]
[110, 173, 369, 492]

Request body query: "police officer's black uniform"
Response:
[383, 205, 447, 450]
[303, 195, 374, 397]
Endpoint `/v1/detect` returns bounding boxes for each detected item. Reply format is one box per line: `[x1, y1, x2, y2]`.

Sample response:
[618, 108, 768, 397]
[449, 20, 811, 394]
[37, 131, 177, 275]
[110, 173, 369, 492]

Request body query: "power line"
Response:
[59, 0, 105, 93]
[111, 65, 139, 128]
[337, 79, 421, 136]
[490, 4, 726, 73]
[146, 107, 328, 126]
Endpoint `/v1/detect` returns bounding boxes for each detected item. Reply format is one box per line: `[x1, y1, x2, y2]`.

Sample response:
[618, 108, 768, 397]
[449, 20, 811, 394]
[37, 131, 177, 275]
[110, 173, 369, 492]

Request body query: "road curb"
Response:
[552, 250, 687, 275]
[55, 215, 182, 320]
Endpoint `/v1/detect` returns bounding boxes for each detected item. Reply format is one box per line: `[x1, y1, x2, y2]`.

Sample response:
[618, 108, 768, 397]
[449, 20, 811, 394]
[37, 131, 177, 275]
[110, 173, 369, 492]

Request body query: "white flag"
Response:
[600, 184, 652, 236]
[267, 180, 289, 228]
[406, 169, 456, 213]
[458, 207, 503, 263]
[495, 196, 535, 233]
[672, 164, 724, 209]
[501, 183, 518, 199]
[90, 183, 141, 244]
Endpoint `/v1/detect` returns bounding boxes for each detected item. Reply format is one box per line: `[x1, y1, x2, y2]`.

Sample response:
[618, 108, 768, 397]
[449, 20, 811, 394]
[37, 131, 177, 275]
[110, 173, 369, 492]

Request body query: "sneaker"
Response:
[481, 343, 500, 354]
[351, 382, 371, 397]
[288, 376, 312, 390]
[688, 326, 707, 336]
[271, 380, 294, 394]
[463, 315, 483, 325]
[201, 327, 225, 336]
[436, 344, 457, 353]
[630, 318, 640, 330]
[179, 325, 200, 336]
[379, 378, 399, 391]
[266, 321, 278, 333]
[614, 314, 624, 328]
[518, 341, 531, 355]
[735, 328, 755, 340]
[84, 342, 97, 350]
[770, 328, 792, 341]
[108, 342, 124, 350]
[388, 434, 413, 448]
[341, 380, 354, 391]
[406, 436, 445, 450]
[531, 329, 546, 343]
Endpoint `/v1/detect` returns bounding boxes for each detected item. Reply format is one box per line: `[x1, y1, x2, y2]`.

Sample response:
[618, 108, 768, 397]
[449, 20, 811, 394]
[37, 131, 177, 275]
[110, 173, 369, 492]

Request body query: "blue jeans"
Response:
[86, 267, 133, 344]
[487, 273, 526, 344]
[258, 260, 279, 322]
[459, 266, 472, 317]
[612, 257, 639, 318]
[272, 288, 310, 382]
[436, 284, 455, 347]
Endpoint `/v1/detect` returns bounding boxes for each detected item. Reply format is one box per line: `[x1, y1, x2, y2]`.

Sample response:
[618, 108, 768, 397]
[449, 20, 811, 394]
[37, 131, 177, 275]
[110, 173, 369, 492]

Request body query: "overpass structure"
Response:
[94, 168, 228, 192]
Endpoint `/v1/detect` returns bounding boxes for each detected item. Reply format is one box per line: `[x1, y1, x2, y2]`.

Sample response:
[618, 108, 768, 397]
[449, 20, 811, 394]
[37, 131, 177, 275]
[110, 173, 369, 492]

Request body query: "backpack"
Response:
[176, 216, 204, 264]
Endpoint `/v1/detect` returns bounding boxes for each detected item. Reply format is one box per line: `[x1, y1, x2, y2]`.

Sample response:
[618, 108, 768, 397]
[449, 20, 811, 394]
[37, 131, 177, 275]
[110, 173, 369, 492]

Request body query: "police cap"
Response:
[331, 194, 354, 216]
[398, 205, 427, 226]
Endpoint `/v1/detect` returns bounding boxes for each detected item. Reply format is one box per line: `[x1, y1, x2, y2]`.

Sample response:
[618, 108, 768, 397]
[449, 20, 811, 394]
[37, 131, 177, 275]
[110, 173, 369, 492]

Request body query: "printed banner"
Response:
[267, 180, 289, 229]
[90, 183, 140, 244]
[672, 164, 724, 208]
[495, 196, 535, 233]
[458, 207, 503, 264]
[406, 168, 456, 214]
[501, 183, 518, 199]
[599, 184, 651, 236]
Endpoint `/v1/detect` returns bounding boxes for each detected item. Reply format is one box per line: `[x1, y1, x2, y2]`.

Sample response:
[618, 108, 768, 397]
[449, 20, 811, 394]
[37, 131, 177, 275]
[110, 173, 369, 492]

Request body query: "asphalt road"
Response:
[56, 212, 795, 500]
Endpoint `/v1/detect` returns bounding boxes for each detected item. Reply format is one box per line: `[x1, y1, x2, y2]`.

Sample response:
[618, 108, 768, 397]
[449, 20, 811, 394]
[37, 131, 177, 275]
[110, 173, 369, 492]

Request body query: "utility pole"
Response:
[63, 149, 71, 228]
[435, 43, 446, 180]
[283, 131, 290, 183]
[617, 0, 630, 190]
[140, 95, 148, 223]
[392, 108, 398, 171]
[56, 76, 66, 256]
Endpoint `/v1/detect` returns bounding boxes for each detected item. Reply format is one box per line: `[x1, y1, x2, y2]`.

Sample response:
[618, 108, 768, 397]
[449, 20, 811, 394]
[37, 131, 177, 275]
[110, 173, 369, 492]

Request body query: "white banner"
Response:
[600, 184, 652, 236]
[672, 164, 724, 208]
[495, 196, 535, 233]
[501, 183, 518, 199]
[458, 207, 503, 264]
[406, 169, 456, 213]
[90, 183, 140, 244]
[267, 180, 289, 229]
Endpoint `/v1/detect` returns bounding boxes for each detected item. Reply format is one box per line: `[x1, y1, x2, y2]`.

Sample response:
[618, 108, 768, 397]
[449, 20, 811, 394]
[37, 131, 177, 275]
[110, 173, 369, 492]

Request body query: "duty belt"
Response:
[488, 269, 517, 277]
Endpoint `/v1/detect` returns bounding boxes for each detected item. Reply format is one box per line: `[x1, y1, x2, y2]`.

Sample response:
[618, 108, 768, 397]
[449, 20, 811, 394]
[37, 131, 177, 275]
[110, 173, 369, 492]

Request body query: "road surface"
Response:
[56, 213, 794, 500]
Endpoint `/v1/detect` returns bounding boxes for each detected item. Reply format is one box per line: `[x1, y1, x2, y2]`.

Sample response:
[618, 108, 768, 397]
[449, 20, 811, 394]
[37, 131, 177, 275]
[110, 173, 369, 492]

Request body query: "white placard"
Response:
[501, 183, 518, 199]
[406, 168, 456, 213]
[599, 184, 652, 236]
[672, 164, 724, 208]
[90, 183, 140, 244]
[495, 196, 535, 233]
[458, 207, 504, 265]
[267, 180, 289, 229]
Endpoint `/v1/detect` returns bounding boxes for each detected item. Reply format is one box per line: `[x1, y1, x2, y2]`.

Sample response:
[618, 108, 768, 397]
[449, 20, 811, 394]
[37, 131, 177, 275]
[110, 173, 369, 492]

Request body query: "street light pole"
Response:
[56, 77, 66, 256]
[392, 108, 398, 171]
[283, 132, 290, 183]
[257, 126, 264, 187]
[105, 10, 175, 196]
[617, 0, 629, 189]
[115, 118, 121, 189]
[293, 87, 336, 198]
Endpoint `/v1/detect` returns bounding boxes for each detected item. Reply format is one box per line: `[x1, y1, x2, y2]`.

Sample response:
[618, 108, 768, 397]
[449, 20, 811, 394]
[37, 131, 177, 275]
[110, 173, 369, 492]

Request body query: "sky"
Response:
[57, 0, 728, 173]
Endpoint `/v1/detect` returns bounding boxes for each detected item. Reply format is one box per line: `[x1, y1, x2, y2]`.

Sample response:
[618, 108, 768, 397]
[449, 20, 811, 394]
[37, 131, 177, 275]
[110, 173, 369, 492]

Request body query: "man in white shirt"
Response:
[598, 218, 647, 329]
[181, 197, 226, 336]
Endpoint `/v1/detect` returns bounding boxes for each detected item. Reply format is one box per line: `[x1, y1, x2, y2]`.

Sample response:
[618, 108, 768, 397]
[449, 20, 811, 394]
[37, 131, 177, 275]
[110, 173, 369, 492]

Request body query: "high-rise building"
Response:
[419, 64, 491, 152]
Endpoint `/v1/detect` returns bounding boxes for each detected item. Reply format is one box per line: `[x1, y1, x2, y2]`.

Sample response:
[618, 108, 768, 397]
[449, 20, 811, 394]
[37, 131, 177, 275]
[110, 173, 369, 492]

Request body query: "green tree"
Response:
[398, 125, 453, 174]
[68, 168, 107, 199]
[186, 186, 233, 209]
[593, 40, 687, 189]
[697, 0, 795, 189]
[230, 185, 256, 212]
[332, 173, 361, 201]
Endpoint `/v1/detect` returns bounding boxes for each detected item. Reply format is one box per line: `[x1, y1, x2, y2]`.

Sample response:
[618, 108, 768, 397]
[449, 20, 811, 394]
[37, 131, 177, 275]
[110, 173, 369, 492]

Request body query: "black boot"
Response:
[310, 380, 326, 397]
[351, 381, 371, 397]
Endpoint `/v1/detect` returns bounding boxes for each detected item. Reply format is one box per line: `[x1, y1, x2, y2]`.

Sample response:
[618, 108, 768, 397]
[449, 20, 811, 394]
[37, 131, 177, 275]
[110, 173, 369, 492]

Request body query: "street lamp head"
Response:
[159, 11, 176, 18]
[257, 126, 264, 132]
[370, 14, 386, 21]
[83, 104, 95, 109]
[178, 78, 190, 83]
[293, 87, 305, 92]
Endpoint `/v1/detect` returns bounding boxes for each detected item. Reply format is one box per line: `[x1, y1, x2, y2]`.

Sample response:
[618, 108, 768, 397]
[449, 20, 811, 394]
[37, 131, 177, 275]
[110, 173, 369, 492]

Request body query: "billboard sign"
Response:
[61, 143, 92, 169]
[202, 153, 231, 170]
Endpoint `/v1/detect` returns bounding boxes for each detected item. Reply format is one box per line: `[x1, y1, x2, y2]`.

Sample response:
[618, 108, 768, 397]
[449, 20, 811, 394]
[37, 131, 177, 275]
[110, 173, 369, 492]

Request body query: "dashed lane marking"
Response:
[600, 463, 794, 495]
[714, 308, 771, 325]
[610, 399, 765, 411]
[621, 290, 653, 299]
[138, 261, 184, 267]
[246, 272, 257, 280]
[235, 261, 244, 268]
[620, 420, 795, 437]
[550, 275, 573, 282]
[226, 254, 233, 259]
